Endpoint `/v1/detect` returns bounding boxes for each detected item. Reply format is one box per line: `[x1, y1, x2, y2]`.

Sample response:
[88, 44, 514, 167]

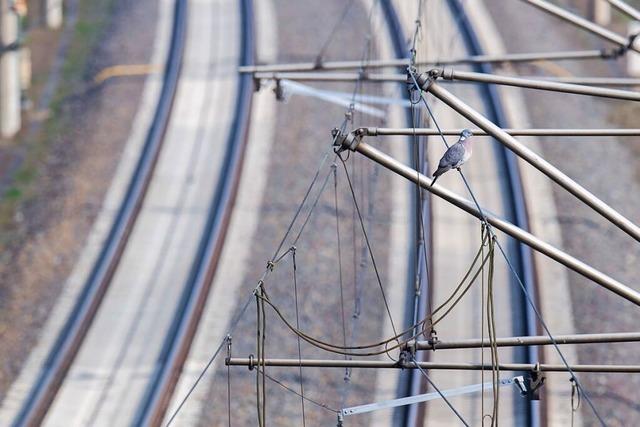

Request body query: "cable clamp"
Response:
[428, 328, 439, 351]
[248, 354, 255, 371]
[332, 128, 362, 153]
[525, 363, 545, 400]
[398, 350, 413, 370]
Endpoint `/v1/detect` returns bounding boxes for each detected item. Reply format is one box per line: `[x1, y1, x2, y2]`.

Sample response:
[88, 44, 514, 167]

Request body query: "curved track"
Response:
[133, 0, 255, 424]
[10, 0, 254, 425]
[380, 1, 541, 426]
[13, 0, 188, 424]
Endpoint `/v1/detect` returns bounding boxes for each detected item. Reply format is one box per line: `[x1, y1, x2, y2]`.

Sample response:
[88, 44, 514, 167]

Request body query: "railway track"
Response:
[379, 1, 542, 425]
[10, 0, 254, 425]
[13, 0, 188, 425]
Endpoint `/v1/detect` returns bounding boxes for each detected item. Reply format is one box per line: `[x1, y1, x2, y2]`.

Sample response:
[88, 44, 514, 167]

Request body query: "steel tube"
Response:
[365, 127, 640, 137]
[606, 0, 640, 21]
[527, 76, 640, 87]
[227, 357, 640, 373]
[239, 50, 608, 73]
[425, 82, 640, 243]
[253, 71, 406, 82]
[520, 0, 639, 53]
[255, 70, 640, 92]
[414, 332, 640, 350]
[346, 140, 640, 306]
[430, 69, 640, 101]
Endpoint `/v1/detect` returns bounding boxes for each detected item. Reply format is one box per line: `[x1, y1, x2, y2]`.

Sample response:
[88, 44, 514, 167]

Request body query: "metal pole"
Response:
[426, 68, 640, 101]
[606, 0, 640, 21]
[227, 357, 640, 373]
[520, 0, 639, 53]
[255, 70, 640, 92]
[334, 137, 640, 306]
[522, 76, 640, 87]
[253, 71, 406, 82]
[363, 127, 640, 137]
[412, 331, 640, 350]
[422, 80, 640, 243]
[239, 49, 609, 73]
[0, 0, 21, 138]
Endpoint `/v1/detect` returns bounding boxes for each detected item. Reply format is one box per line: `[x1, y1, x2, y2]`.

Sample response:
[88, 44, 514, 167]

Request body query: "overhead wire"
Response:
[259, 368, 340, 414]
[291, 249, 307, 426]
[412, 355, 471, 426]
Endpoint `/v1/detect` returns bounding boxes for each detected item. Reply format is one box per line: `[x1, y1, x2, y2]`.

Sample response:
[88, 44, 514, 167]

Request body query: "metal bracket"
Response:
[526, 366, 546, 400]
[428, 328, 439, 351]
[332, 128, 363, 153]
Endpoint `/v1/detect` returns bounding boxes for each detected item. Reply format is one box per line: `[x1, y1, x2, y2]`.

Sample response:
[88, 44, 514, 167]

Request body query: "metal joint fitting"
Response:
[332, 129, 362, 152]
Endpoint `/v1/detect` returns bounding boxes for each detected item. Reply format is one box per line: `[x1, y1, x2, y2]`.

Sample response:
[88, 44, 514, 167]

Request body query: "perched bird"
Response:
[430, 129, 474, 187]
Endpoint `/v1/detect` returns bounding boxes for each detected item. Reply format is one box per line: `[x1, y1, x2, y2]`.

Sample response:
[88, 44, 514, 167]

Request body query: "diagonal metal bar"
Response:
[411, 331, 640, 350]
[332, 134, 640, 306]
[605, 0, 640, 22]
[421, 80, 640, 243]
[424, 69, 640, 101]
[520, 0, 640, 53]
[362, 127, 640, 137]
[341, 378, 517, 417]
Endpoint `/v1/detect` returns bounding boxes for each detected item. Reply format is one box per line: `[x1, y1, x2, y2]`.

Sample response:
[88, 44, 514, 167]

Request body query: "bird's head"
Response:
[461, 129, 473, 140]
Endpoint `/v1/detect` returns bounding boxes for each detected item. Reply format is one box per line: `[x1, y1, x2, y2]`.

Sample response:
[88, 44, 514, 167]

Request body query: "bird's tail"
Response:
[429, 168, 444, 188]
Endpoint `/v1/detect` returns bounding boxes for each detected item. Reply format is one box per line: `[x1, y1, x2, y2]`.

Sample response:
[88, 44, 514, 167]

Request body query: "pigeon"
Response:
[430, 129, 474, 187]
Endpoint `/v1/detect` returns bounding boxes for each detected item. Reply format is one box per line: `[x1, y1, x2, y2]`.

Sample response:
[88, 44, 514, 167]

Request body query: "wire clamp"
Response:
[428, 328, 439, 351]
[332, 129, 362, 153]
[523, 363, 545, 400]
[248, 354, 256, 371]
[398, 349, 412, 370]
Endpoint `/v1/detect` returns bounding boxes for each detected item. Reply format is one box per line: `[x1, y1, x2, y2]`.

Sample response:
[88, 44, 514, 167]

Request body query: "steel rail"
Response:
[238, 49, 611, 73]
[134, 0, 255, 426]
[411, 332, 640, 350]
[424, 68, 640, 101]
[606, 0, 640, 21]
[334, 137, 640, 306]
[421, 80, 640, 242]
[12, 1, 189, 425]
[362, 127, 640, 137]
[227, 357, 640, 373]
[520, 0, 640, 53]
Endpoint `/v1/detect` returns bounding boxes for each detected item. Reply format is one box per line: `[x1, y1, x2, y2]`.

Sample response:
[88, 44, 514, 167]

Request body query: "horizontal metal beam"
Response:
[239, 49, 611, 73]
[362, 127, 640, 137]
[412, 332, 640, 351]
[227, 357, 640, 373]
[423, 81, 640, 242]
[529, 76, 640, 87]
[425, 68, 640, 101]
[254, 71, 640, 91]
[520, 0, 640, 53]
[253, 72, 405, 82]
[334, 137, 640, 306]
